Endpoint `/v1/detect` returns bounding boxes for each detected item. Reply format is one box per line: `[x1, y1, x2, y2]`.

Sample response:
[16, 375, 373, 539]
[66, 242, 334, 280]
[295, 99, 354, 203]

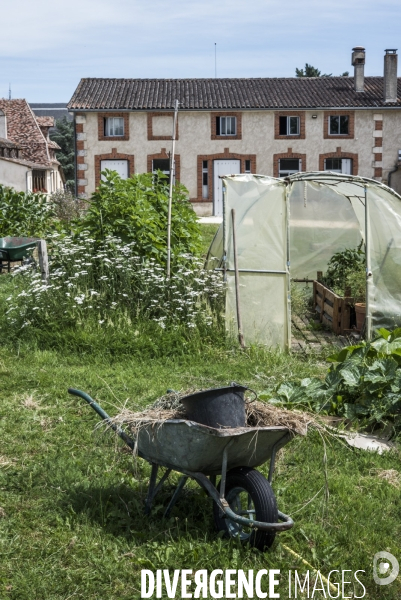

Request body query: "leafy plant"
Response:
[76, 170, 202, 266]
[0, 184, 55, 237]
[322, 242, 365, 303]
[263, 328, 401, 430]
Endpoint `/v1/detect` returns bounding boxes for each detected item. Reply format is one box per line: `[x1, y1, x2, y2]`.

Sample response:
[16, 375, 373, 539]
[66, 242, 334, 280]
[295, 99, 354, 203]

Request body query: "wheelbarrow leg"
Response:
[144, 464, 172, 515]
[164, 476, 188, 518]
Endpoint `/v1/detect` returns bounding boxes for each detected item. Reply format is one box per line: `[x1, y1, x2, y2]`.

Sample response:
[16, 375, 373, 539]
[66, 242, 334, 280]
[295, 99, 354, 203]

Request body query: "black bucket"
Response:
[180, 383, 247, 429]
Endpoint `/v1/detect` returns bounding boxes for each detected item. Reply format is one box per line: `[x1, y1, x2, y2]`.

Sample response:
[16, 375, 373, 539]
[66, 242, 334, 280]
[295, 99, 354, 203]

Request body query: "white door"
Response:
[214, 159, 241, 216]
[100, 160, 129, 180]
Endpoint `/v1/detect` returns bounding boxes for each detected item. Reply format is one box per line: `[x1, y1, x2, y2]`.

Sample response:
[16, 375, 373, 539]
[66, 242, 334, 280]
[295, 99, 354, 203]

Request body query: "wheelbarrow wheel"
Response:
[213, 467, 278, 551]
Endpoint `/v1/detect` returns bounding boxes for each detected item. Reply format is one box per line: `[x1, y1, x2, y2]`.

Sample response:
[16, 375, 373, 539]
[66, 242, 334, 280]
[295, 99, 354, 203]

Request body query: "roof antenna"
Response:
[8, 83, 11, 100]
[215, 43, 217, 78]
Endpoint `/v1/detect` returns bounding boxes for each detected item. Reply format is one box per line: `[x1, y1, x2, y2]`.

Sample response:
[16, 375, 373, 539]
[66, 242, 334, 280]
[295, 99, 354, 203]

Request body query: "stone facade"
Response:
[72, 107, 401, 213]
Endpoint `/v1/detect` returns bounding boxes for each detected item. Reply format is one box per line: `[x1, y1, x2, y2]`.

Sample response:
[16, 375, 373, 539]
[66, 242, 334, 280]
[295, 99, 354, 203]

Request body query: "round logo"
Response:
[373, 552, 399, 586]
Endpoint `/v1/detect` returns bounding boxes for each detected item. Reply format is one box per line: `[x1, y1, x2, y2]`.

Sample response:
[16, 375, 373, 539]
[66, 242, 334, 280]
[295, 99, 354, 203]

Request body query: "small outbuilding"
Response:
[206, 173, 401, 349]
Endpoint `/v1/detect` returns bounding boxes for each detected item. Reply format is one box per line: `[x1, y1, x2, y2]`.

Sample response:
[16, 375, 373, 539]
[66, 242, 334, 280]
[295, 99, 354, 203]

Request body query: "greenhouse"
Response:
[205, 172, 401, 349]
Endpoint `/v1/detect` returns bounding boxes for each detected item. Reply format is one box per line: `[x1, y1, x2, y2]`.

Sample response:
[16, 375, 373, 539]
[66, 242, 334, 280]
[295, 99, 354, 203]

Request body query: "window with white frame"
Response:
[104, 117, 124, 137]
[279, 158, 301, 177]
[329, 115, 349, 135]
[245, 160, 251, 173]
[202, 160, 209, 198]
[216, 116, 237, 136]
[324, 158, 352, 174]
[279, 116, 300, 136]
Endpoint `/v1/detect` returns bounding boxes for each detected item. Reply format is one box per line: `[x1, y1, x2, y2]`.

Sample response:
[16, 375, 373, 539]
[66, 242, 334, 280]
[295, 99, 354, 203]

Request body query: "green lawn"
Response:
[0, 224, 400, 599]
[0, 346, 400, 599]
[199, 223, 220, 257]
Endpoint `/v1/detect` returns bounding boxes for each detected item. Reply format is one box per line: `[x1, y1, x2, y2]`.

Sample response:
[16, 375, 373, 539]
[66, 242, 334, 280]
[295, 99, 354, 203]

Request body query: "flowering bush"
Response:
[5, 233, 224, 336]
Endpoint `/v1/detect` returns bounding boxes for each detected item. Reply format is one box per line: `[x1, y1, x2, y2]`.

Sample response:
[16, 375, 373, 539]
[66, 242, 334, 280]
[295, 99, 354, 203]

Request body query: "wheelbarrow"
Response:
[0, 237, 38, 273]
[68, 388, 295, 550]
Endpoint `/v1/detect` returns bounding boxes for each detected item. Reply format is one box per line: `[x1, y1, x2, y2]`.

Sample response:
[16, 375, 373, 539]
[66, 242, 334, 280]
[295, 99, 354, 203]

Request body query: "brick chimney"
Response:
[384, 49, 398, 103]
[352, 46, 366, 92]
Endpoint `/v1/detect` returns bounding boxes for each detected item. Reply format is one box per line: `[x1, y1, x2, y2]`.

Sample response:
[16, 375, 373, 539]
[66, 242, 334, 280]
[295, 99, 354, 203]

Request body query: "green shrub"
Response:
[76, 171, 202, 265]
[0, 185, 54, 237]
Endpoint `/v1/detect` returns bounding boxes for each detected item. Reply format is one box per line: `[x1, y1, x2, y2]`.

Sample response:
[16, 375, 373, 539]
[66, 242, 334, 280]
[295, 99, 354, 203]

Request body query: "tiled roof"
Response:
[0, 99, 51, 166]
[30, 103, 72, 123]
[0, 137, 20, 149]
[47, 139, 61, 150]
[36, 116, 55, 127]
[0, 155, 51, 170]
[67, 77, 401, 111]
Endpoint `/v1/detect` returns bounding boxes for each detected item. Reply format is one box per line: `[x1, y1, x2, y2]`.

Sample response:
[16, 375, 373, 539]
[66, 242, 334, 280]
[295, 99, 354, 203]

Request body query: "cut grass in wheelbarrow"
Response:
[68, 387, 322, 551]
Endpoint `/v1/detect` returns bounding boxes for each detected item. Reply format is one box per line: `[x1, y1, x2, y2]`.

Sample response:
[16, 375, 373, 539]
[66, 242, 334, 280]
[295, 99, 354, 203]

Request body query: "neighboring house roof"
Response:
[0, 137, 20, 149]
[67, 77, 401, 111]
[47, 139, 61, 150]
[36, 116, 55, 128]
[0, 155, 51, 170]
[0, 99, 60, 167]
[30, 103, 72, 122]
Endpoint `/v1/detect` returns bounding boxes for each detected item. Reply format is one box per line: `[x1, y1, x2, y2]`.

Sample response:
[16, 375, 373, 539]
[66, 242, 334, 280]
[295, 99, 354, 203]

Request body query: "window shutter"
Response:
[341, 159, 352, 174]
[216, 117, 220, 136]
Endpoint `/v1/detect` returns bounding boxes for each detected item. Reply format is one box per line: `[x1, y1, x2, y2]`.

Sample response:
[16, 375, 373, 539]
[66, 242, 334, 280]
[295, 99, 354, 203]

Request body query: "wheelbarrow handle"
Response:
[68, 388, 111, 421]
[67, 388, 137, 452]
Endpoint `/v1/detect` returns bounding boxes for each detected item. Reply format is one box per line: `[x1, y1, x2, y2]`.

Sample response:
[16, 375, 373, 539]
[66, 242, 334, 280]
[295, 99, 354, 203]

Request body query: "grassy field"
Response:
[0, 223, 400, 599]
[0, 346, 400, 599]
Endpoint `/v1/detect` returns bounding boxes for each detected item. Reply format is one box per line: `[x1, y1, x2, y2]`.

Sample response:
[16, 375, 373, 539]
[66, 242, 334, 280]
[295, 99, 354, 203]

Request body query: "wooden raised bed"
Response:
[313, 280, 353, 334]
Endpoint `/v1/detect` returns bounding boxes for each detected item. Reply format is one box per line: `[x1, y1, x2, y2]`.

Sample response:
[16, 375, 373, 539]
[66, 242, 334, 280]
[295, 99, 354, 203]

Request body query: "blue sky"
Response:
[1, 0, 400, 102]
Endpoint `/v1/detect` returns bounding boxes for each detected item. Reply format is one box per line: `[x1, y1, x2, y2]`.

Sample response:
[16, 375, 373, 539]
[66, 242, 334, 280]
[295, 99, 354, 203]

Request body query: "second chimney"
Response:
[384, 49, 398, 103]
[352, 46, 366, 92]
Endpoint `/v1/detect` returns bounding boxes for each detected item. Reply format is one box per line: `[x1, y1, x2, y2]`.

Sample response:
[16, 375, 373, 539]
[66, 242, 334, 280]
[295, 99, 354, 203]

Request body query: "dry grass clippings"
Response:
[21, 394, 40, 410]
[0, 455, 12, 467]
[110, 389, 323, 438]
[372, 469, 401, 488]
[0, 507, 6, 518]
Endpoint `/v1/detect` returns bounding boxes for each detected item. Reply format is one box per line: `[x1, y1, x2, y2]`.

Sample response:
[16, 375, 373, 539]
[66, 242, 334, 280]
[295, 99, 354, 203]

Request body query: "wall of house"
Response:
[76, 108, 401, 215]
[0, 159, 29, 192]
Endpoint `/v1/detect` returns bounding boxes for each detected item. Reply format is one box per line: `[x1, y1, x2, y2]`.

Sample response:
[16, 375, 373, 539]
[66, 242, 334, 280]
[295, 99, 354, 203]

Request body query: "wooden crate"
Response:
[313, 280, 353, 334]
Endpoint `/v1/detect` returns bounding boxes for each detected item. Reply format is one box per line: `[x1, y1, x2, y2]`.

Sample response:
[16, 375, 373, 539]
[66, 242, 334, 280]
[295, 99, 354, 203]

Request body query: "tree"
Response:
[50, 117, 75, 191]
[295, 63, 349, 77]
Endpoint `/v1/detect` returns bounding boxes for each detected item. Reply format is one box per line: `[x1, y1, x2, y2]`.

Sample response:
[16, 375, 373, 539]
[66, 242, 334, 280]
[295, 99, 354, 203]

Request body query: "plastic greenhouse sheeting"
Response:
[205, 172, 401, 348]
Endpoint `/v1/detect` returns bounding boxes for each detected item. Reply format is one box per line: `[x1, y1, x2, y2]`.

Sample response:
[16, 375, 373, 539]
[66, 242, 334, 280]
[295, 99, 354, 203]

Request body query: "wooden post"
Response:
[37, 240, 49, 283]
[231, 209, 245, 348]
[166, 99, 179, 279]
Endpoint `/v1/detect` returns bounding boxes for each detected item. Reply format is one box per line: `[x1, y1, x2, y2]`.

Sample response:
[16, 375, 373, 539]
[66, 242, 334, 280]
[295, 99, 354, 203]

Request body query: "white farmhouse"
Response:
[67, 47, 401, 215]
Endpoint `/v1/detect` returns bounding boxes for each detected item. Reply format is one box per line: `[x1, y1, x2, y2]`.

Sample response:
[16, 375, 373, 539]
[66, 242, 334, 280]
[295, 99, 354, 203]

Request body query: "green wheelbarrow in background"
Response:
[0, 237, 39, 273]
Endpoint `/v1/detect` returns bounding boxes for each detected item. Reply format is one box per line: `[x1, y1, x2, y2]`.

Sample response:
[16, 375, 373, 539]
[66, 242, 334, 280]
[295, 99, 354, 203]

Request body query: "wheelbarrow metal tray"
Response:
[136, 420, 291, 475]
[0, 237, 38, 261]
